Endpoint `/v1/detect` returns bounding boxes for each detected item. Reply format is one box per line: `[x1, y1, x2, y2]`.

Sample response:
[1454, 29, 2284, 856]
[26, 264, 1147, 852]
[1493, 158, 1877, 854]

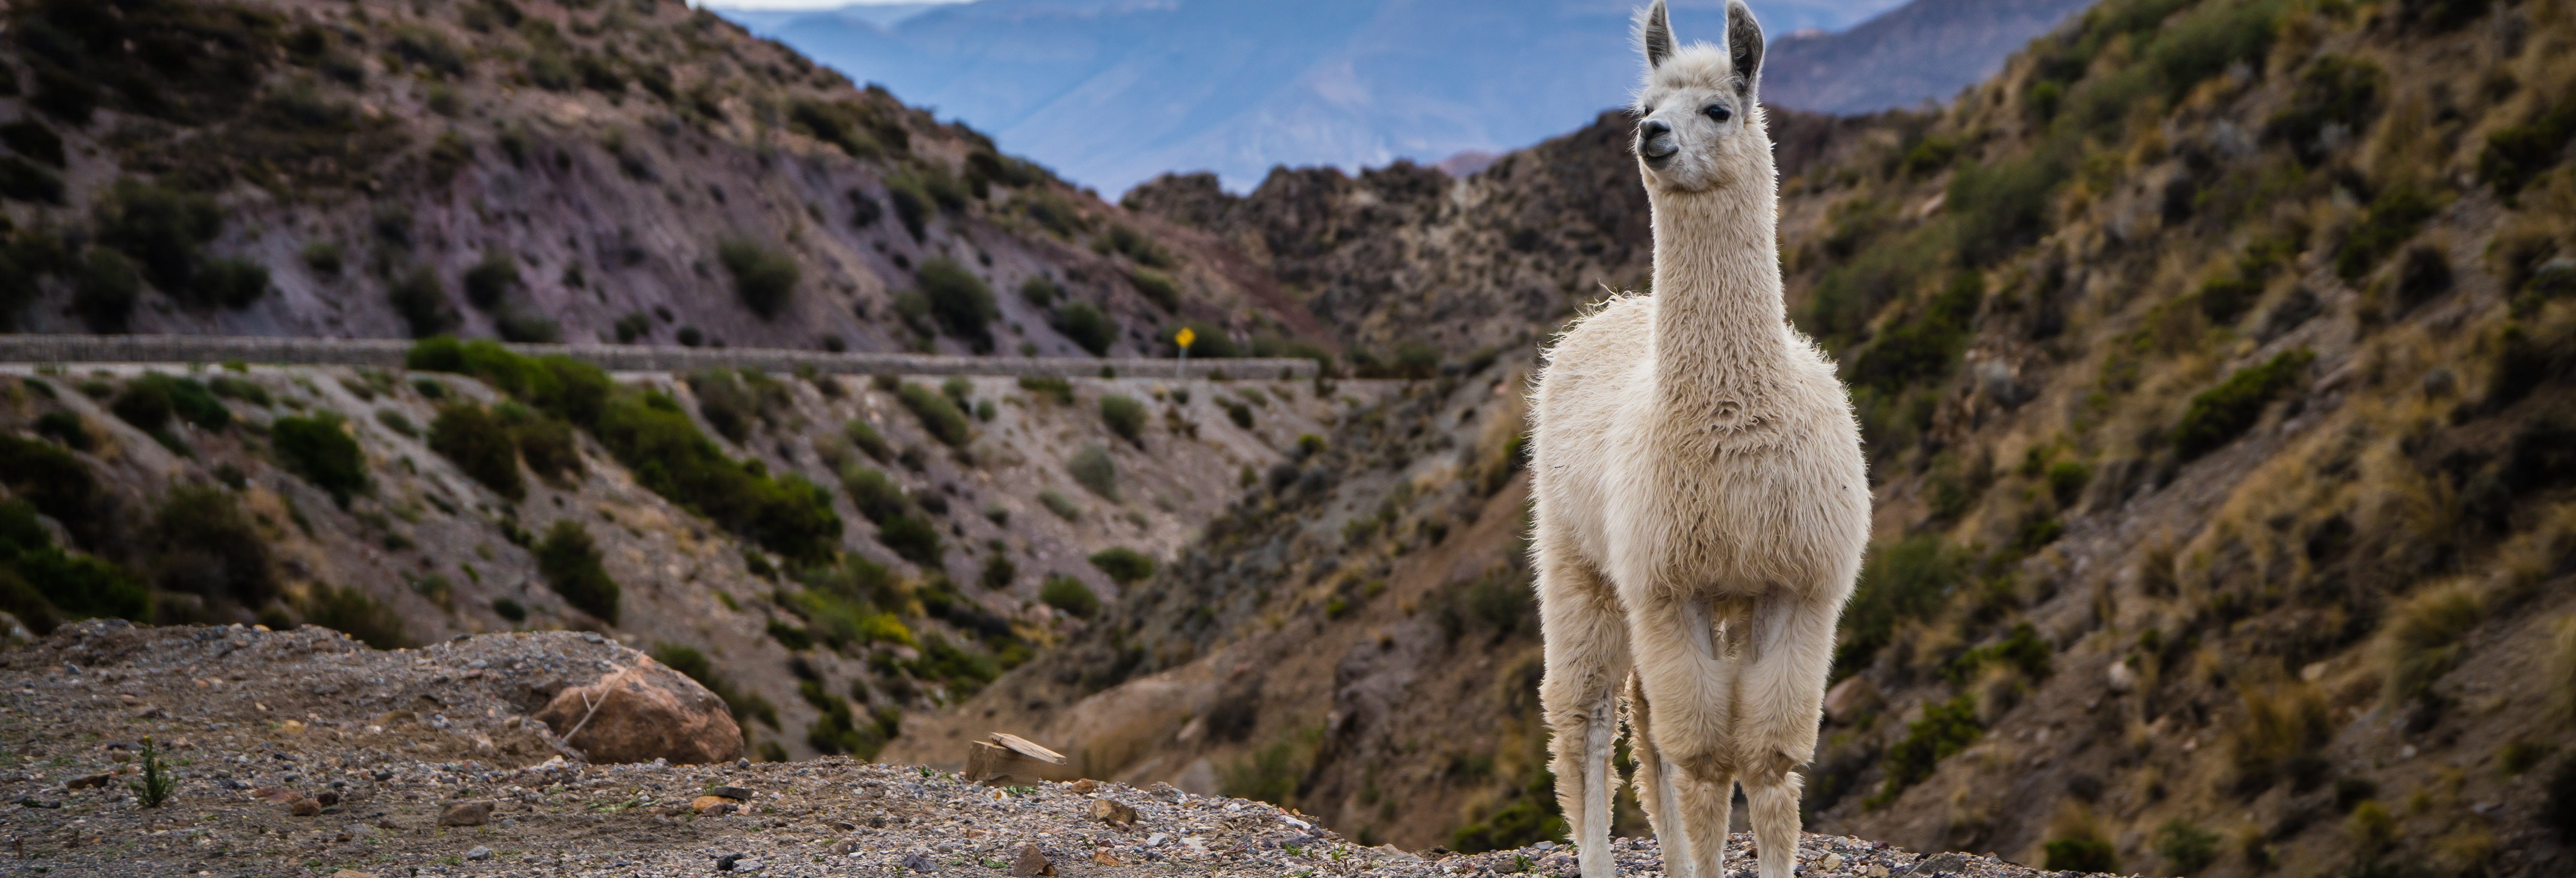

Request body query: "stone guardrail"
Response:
[0, 335, 1320, 381]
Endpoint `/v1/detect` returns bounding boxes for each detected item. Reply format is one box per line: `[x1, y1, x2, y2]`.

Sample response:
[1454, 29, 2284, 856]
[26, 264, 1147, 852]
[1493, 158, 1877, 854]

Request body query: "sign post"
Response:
[1174, 327, 1195, 380]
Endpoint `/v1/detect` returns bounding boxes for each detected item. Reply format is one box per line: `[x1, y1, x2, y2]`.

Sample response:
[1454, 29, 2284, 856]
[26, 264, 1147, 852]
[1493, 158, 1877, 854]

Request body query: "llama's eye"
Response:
[1705, 105, 1733, 123]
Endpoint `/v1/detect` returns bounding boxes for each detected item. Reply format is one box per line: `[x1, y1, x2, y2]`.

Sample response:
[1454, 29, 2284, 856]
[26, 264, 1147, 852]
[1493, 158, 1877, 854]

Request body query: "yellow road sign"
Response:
[1175, 327, 1196, 349]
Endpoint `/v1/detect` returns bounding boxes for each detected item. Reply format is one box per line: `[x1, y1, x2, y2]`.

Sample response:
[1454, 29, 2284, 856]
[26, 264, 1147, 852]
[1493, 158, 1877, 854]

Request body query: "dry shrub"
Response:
[2381, 581, 2485, 704]
[2226, 681, 2333, 796]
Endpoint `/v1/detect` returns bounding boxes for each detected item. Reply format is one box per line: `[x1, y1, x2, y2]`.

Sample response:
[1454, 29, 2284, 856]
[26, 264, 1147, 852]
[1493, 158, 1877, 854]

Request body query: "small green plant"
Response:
[1067, 445, 1118, 500]
[270, 414, 368, 504]
[1868, 694, 1981, 806]
[1054, 303, 1117, 355]
[916, 258, 998, 349]
[2172, 349, 2315, 460]
[1018, 376, 1074, 404]
[1040, 574, 1100, 618]
[978, 553, 1016, 590]
[718, 238, 800, 319]
[2154, 818, 2222, 874]
[2041, 836, 2118, 872]
[1038, 489, 1081, 520]
[537, 520, 619, 623]
[2384, 583, 2485, 704]
[1099, 395, 1147, 442]
[128, 735, 175, 807]
[897, 383, 972, 447]
[1128, 268, 1180, 311]
[1087, 547, 1156, 585]
[845, 419, 892, 461]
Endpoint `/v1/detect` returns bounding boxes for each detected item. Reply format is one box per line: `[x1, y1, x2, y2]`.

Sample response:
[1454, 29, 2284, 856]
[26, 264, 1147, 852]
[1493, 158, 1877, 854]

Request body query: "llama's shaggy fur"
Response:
[1528, 3, 1868, 877]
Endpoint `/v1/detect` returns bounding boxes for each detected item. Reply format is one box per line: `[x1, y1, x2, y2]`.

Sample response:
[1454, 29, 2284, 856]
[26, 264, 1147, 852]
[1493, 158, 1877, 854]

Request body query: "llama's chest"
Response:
[1594, 413, 1868, 593]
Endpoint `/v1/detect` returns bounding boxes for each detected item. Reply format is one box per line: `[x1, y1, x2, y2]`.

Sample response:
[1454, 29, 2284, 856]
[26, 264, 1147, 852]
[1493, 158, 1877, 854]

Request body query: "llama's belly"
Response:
[1600, 437, 1868, 601]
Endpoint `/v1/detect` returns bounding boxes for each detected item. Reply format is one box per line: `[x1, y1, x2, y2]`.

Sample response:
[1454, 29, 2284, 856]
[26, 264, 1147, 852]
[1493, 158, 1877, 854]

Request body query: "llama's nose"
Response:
[1638, 120, 1677, 161]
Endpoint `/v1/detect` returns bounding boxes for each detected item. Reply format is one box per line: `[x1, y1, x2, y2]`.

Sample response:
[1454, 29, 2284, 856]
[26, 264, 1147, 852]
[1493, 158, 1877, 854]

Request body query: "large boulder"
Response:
[533, 656, 741, 764]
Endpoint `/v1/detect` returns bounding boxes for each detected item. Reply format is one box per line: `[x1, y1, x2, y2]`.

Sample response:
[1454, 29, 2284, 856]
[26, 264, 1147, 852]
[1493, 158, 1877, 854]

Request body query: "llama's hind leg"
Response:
[1625, 673, 1696, 878]
[1539, 556, 1629, 878]
[1626, 597, 1738, 878]
[1737, 590, 1844, 878]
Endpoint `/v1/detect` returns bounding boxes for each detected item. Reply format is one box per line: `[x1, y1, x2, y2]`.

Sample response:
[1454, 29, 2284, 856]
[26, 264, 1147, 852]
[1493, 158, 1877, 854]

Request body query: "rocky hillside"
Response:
[1761, 0, 2099, 113]
[926, 0, 2576, 874]
[0, 0, 1327, 361]
[1, 620, 2067, 878]
[0, 334, 1372, 767]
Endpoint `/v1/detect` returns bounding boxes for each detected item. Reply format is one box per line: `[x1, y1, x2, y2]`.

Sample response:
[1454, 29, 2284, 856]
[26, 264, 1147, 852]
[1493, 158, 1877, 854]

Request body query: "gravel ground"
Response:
[0, 621, 2116, 878]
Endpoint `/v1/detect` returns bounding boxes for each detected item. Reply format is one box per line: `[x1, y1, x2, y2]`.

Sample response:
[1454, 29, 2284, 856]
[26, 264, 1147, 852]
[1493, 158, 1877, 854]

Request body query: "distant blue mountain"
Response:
[720, 0, 1968, 194]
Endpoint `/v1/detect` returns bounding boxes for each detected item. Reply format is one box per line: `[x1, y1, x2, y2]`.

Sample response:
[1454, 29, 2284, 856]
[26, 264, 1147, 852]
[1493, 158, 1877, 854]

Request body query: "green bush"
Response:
[504, 405, 582, 483]
[2146, 0, 2282, 101]
[840, 466, 909, 523]
[2154, 818, 2222, 874]
[492, 596, 527, 622]
[92, 179, 219, 300]
[2046, 460, 2091, 505]
[2042, 836, 2119, 872]
[844, 419, 891, 461]
[302, 585, 407, 649]
[148, 484, 273, 608]
[896, 383, 971, 447]
[1039, 489, 1081, 520]
[718, 238, 799, 319]
[537, 520, 619, 622]
[109, 380, 175, 434]
[1099, 394, 1147, 443]
[2172, 349, 2314, 459]
[0, 434, 109, 547]
[916, 258, 997, 349]
[1086, 547, 1156, 584]
[1129, 268, 1180, 312]
[1871, 695, 1981, 804]
[33, 411, 88, 451]
[270, 414, 368, 504]
[875, 513, 943, 567]
[2335, 186, 2435, 280]
[978, 553, 1016, 589]
[429, 403, 525, 500]
[1018, 275, 1058, 308]
[689, 368, 790, 444]
[1039, 574, 1099, 618]
[412, 338, 839, 562]
[1018, 376, 1074, 405]
[1833, 537, 1963, 681]
[73, 248, 138, 333]
[1054, 302, 1117, 355]
[462, 250, 519, 310]
[1848, 273, 1983, 392]
[1948, 147, 2069, 267]
[1067, 444, 1118, 500]
[388, 267, 455, 337]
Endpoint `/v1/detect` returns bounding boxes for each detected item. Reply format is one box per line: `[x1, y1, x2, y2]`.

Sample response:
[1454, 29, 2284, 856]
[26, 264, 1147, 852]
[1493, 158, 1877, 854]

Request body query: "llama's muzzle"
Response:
[1638, 120, 1678, 164]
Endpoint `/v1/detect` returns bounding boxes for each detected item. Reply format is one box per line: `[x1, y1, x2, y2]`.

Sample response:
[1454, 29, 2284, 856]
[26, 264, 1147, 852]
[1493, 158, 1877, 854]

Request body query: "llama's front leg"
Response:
[1539, 558, 1630, 878]
[1737, 590, 1844, 878]
[1627, 597, 1737, 878]
[1625, 673, 1696, 878]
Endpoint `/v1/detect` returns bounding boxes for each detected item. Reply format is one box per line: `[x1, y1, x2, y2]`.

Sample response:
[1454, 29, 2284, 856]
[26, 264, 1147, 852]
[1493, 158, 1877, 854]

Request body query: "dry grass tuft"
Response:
[2380, 581, 2485, 705]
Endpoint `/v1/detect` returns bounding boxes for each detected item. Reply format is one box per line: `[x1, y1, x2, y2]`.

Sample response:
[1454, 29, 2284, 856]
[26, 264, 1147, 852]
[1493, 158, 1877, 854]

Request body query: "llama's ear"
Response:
[1725, 0, 1764, 96]
[1637, 0, 1674, 70]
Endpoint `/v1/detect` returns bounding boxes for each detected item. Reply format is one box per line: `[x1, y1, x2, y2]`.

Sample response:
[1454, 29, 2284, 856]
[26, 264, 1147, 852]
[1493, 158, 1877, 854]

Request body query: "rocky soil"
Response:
[0, 621, 2096, 878]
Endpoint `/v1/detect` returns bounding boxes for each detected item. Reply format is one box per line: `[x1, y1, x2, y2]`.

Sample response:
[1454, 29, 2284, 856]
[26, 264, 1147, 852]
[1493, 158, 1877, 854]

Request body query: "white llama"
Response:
[1528, 3, 1870, 878]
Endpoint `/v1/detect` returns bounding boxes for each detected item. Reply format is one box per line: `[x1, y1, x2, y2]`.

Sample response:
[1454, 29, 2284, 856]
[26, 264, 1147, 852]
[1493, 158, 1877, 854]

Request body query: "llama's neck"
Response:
[1648, 171, 1788, 412]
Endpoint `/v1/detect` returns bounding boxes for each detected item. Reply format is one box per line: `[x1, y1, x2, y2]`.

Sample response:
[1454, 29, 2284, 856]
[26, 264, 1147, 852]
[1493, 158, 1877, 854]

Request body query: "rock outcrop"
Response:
[533, 656, 744, 765]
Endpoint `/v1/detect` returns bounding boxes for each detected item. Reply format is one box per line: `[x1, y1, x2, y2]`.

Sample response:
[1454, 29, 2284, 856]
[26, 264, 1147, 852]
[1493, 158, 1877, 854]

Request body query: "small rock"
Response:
[1012, 844, 1055, 877]
[829, 820, 857, 832]
[287, 796, 322, 817]
[901, 852, 934, 872]
[1092, 850, 1123, 866]
[692, 796, 738, 816]
[65, 774, 111, 790]
[1067, 779, 1100, 793]
[1866, 866, 1890, 877]
[1898, 852, 1967, 877]
[830, 839, 860, 855]
[1089, 798, 1138, 826]
[438, 800, 495, 826]
[1823, 852, 1845, 869]
[714, 854, 747, 872]
[464, 846, 493, 862]
[707, 785, 754, 800]
[315, 790, 340, 807]
[329, 871, 380, 878]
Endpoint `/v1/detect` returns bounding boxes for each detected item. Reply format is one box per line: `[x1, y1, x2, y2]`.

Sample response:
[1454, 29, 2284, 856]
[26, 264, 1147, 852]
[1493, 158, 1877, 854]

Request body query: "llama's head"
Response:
[1630, 0, 1770, 194]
